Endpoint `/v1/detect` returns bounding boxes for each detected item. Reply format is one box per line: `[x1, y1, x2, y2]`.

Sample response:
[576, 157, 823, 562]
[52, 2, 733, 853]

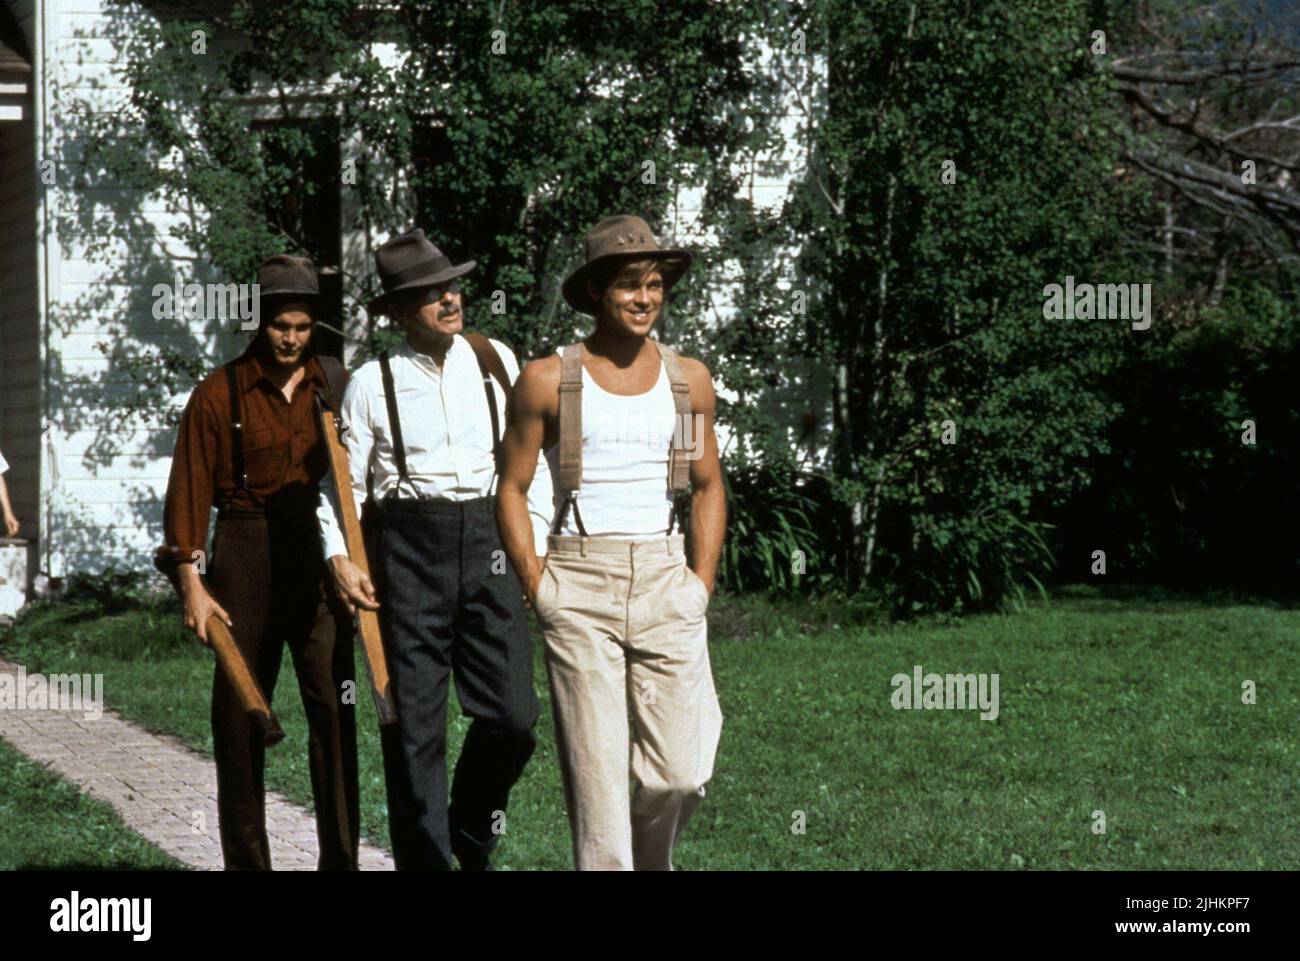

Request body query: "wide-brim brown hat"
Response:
[367, 228, 477, 315]
[561, 215, 692, 315]
[242, 253, 321, 317]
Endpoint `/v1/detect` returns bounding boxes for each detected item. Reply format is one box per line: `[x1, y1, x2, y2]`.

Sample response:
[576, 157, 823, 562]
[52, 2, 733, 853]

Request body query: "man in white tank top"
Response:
[497, 215, 727, 870]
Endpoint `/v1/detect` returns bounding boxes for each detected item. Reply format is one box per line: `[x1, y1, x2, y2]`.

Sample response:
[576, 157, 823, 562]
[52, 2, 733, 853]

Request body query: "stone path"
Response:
[0, 657, 393, 871]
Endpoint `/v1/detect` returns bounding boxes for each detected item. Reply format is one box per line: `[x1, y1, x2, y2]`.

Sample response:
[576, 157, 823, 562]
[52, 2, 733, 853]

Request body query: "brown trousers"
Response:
[206, 507, 360, 870]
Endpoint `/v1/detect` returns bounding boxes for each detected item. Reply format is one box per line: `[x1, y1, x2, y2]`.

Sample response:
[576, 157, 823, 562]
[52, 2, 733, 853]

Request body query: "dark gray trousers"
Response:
[375, 495, 539, 870]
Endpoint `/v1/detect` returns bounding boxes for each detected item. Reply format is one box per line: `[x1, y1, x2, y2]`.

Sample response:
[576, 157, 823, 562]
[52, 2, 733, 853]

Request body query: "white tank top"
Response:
[544, 355, 676, 538]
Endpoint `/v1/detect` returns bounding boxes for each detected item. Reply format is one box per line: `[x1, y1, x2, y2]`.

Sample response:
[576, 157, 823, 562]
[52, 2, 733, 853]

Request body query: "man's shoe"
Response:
[455, 850, 495, 871]
[451, 827, 496, 871]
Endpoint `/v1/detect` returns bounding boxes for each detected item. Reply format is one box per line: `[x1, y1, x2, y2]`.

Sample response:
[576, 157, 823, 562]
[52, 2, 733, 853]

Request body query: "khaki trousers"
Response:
[535, 533, 723, 871]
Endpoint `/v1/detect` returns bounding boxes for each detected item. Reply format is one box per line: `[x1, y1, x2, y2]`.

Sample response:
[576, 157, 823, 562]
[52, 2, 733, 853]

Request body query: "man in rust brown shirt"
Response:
[155, 254, 358, 870]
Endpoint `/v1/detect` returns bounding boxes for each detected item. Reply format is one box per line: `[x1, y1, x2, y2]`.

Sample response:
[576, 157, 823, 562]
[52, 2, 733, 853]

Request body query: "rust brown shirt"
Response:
[157, 343, 338, 569]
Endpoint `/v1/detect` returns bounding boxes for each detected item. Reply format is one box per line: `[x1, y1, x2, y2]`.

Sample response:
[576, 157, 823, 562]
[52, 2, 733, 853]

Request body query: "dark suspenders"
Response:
[377, 341, 506, 499]
[483, 371, 502, 471]
[551, 489, 589, 537]
[377, 351, 415, 497]
[226, 354, 341, 506]
[464, 333, 507, 485]
[225, 363, 247, 493]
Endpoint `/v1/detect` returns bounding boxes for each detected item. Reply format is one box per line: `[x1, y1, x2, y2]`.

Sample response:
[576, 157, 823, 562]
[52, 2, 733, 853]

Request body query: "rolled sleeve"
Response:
[157, 386, 218, 573]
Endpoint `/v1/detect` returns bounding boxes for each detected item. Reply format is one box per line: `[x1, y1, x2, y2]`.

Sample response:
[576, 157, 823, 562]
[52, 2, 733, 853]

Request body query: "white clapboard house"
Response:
[0, 0, 815, 610]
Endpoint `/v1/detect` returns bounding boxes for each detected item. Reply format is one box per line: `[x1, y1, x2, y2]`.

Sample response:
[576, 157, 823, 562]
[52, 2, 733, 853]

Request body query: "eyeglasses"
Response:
[410, 281, 461, 305]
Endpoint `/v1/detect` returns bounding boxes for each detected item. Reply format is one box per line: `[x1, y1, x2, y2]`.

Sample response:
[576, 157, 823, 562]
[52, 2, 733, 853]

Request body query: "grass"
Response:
[2, 582, 1297, 870]
[0, 737, 184, 870]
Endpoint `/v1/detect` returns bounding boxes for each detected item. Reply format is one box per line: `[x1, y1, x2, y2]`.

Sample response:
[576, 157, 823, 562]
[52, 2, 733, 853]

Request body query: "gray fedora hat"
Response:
[242, 253, 321, 317]
[367, 228, 477, 315]
[561, 214, 692, 315]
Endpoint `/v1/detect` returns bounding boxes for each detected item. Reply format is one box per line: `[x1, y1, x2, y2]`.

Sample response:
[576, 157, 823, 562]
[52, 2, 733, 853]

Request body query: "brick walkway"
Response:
[0, 657, 393, 871]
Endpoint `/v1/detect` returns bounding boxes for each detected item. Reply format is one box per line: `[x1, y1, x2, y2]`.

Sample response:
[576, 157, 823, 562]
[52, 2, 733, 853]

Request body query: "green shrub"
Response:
[898, 509, 1056, 616]
[717, 464, 838, 597]
[61, 567, 168, 615]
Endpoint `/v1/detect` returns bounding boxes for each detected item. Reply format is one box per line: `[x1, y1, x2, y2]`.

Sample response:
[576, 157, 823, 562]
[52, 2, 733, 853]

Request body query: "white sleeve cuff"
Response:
[318, 483, 349, 560]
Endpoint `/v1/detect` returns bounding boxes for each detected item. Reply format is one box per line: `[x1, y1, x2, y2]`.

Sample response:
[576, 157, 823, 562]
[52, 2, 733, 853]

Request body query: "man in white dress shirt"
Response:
[319, 229, 554, 870]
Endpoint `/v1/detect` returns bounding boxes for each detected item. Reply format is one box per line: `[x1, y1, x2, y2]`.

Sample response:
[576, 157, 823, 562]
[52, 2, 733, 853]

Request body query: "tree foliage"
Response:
[783, 0, 1133, 611]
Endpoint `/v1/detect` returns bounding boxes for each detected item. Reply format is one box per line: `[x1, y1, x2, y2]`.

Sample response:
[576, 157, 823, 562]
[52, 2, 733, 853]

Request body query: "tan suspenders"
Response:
[463, 332, 512, 470]
[550, 339, 693, 537]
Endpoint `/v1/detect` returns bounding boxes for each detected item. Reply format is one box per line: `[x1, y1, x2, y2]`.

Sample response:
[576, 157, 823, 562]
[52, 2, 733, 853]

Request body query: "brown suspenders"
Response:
[550, 340, 693, 537]
[553, 344, 586, 534]
[464, 332, 512, 474]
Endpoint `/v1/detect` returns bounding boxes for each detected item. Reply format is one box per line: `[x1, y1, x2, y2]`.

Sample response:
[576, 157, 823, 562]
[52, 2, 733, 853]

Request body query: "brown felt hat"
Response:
[561, 214, 692, 315]
[243, 254, 321, 317]
[367, 228, 477, 315]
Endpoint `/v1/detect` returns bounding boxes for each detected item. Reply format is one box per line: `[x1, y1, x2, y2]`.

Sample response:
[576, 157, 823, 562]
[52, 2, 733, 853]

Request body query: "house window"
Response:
[254, 116, 343, 360]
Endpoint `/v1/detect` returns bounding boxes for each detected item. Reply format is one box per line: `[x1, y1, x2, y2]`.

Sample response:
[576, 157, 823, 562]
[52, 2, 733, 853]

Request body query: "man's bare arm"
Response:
[496, 355, 561, 603]
[0, 473, 19, 538]
[682, 356, 726, 594]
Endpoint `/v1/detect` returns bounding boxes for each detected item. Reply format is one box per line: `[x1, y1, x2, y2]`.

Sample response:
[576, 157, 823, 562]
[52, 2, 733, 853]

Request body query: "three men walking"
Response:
[159, 215, 724, 871]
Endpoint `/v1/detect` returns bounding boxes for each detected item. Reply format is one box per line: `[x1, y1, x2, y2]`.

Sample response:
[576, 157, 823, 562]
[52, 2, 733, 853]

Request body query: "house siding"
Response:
[41, 0, 220, 574]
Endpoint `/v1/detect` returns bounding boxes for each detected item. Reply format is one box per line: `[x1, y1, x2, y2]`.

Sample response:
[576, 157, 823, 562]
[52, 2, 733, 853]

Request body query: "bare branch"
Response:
[1111, 57, 1300, 86]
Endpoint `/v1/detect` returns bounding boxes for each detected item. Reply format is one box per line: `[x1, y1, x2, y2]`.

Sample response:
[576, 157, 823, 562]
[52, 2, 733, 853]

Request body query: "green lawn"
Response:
[2, 584, 1296, 869]
[0, 737, 184, 870]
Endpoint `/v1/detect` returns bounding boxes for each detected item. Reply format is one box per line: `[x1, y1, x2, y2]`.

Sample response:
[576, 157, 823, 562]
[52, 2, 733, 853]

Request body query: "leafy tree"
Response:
[786, 0, 1134, 611]
[1048, 0, 1300, 598]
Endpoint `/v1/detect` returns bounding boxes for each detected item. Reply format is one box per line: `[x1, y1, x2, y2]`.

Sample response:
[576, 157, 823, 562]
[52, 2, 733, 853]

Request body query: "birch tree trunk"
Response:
[855, 3, 914, 588]
[860, 174, 896, 584]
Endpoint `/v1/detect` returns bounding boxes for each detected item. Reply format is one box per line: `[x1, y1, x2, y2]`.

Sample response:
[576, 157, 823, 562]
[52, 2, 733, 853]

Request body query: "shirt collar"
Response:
[398, 333, 463, 372]
[240, 340, 326, 393]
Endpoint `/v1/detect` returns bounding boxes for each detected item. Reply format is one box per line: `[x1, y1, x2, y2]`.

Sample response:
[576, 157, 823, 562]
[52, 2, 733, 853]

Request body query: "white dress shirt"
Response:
[318, 334, 554, 559]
